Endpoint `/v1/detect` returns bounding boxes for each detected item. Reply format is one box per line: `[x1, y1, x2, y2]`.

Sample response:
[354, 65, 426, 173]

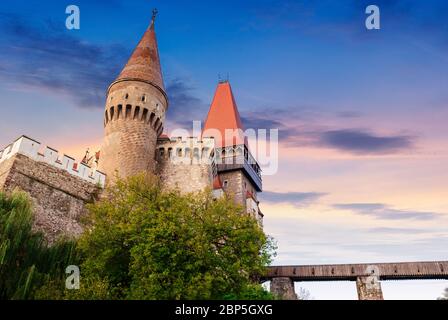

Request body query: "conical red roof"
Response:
[115, 16, 165, 93]
[202, 81, 246, 148]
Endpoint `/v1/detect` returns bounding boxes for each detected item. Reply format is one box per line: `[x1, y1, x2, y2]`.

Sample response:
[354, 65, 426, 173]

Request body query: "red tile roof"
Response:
[115, 16, 165, 93]
[212, 176, 223, 190]
[202, 81, 246, 148]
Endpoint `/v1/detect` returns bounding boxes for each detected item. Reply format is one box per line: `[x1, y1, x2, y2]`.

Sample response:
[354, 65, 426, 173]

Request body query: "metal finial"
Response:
[150, 8, 158, 28]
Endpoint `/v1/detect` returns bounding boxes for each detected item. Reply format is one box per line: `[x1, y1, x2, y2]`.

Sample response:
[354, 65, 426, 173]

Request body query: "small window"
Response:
[142, 95, 146, 102]
[125, 93, 129, 99]
[193, 148, 200, 160]
[142, 108, 148, 122]
[168, 148, 173, 158]
[223, 180, 229, 187]
[177, 148, 182, 157]
[125, 105, 132, 119]
[134, 106, 141, 120]
[117, 105, 123, 119]
[154, 118, 160, 129]
[149, 112, 155, 125]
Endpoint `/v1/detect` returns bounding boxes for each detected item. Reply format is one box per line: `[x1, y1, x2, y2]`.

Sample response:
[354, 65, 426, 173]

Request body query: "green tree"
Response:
[0, 190, 76, 299]
[59, 174, 276, 299]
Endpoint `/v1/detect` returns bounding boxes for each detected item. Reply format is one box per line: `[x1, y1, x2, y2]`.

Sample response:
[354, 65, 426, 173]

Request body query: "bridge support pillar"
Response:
[270, 277, 297, 300]
[356, 276, 383, 300]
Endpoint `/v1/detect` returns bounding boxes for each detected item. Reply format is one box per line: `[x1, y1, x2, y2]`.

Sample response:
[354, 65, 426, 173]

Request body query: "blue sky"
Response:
[0, 0, 447, 299]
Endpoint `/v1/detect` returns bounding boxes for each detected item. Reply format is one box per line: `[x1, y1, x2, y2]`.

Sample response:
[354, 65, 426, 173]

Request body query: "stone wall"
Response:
[0, 153, 101, 244]
[156, 137, 215, 194]
[270, 277, 298, 300]
[356, 276, 384, 300]
[219, 170, 244, 207]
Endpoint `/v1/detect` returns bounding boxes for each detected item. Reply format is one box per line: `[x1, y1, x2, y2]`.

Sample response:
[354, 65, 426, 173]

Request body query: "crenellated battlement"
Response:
[0, 136, 106, 187]
[157, 136, 216, 166]
[156, 135, 217, 193]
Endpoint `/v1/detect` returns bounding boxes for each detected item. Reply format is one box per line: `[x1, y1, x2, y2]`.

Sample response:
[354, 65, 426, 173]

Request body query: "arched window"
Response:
[110, 106, 115, 120]
[134, 106, 140, 120]
[125, 93, 129, 99]
[201, 147, 208, 158]
[168, 148, 173, 158]
[125, 105, 132, 119]
[159, 148, 165, 158]
[149, 112, 155, 125]
[185, 148, 191, 158]
[117, 105, 123, 119]
[177, 148, 182, 157]
[154, 118, 160, 129]
[193, 148, 200, 161]
[142, 108, 148, 122]
[105, 110, 109, 124]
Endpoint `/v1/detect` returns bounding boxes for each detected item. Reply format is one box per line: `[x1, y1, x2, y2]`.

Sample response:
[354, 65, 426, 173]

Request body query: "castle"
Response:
[0, 12, 263, 244]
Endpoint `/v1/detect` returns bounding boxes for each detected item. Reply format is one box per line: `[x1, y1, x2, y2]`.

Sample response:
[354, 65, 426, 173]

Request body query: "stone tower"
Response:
[203, 81, 263, 224]
[99, 11, 168, 182]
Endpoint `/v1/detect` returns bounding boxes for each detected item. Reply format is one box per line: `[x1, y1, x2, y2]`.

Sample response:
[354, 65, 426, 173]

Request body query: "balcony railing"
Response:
[215, 145, 262, 191]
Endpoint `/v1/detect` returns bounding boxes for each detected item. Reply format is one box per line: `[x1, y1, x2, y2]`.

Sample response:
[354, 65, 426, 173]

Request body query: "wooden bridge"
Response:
[263, 261, 448, 300]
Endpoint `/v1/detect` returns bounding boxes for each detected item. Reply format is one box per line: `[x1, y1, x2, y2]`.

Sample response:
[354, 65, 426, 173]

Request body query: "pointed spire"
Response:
[115, 9, 165, 93]
[149, 8, 158, 30]
[202, 81, 246, 148]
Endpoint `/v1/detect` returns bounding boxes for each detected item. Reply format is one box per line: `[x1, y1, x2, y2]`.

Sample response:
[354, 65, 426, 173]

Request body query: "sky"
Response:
[0, 0, 447, 299]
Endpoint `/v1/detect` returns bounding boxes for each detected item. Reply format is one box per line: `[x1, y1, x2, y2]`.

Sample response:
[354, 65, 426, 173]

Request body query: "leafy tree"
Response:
[0, 190, 77, 299]
[48, 174, 276, 299]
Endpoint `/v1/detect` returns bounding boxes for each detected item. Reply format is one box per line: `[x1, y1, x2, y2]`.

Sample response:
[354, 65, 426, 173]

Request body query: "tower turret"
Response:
[203, 81, 263, 224]
[99, 10, 168, 182]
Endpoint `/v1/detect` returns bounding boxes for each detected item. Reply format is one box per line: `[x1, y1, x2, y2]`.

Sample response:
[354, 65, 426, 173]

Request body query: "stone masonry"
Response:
[356, 276, 384, 300]
[156, 136, 216, 194]
[270, 277, 298, 300]
[0, 153, 101, 244]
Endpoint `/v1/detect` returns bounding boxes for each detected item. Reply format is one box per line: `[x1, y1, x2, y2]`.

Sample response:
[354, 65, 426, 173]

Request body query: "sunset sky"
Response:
[0, 0, 447, 299]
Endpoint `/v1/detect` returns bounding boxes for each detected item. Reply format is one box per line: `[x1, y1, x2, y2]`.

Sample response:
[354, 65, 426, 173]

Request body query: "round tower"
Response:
[99, 10, 168, 182]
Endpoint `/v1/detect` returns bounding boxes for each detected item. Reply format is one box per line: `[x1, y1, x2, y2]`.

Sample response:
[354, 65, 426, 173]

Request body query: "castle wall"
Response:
[0, 153, 101, 244]
[219, 170, 245, 207]
[156, 137, 216, 194]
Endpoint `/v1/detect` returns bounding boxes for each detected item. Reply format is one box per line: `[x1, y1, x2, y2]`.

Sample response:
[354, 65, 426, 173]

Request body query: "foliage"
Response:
[44, 174, 276, 299]
[0, 190, 77, 299]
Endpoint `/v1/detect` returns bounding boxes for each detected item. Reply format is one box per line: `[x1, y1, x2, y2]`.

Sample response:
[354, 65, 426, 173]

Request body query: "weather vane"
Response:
[151, 8, 158, 24]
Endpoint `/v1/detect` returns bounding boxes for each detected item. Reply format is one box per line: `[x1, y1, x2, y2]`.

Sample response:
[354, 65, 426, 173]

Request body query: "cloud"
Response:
[240, 108, 415, 155]
[0, 13, 127, 109]
[367, 227, 428, 234]
[333, 203, 439, 221]
[318, 129, 414, 154]
[165, 78, 207, 129]
[261, 191, 327, 207]
[240, 115, 284, 131]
